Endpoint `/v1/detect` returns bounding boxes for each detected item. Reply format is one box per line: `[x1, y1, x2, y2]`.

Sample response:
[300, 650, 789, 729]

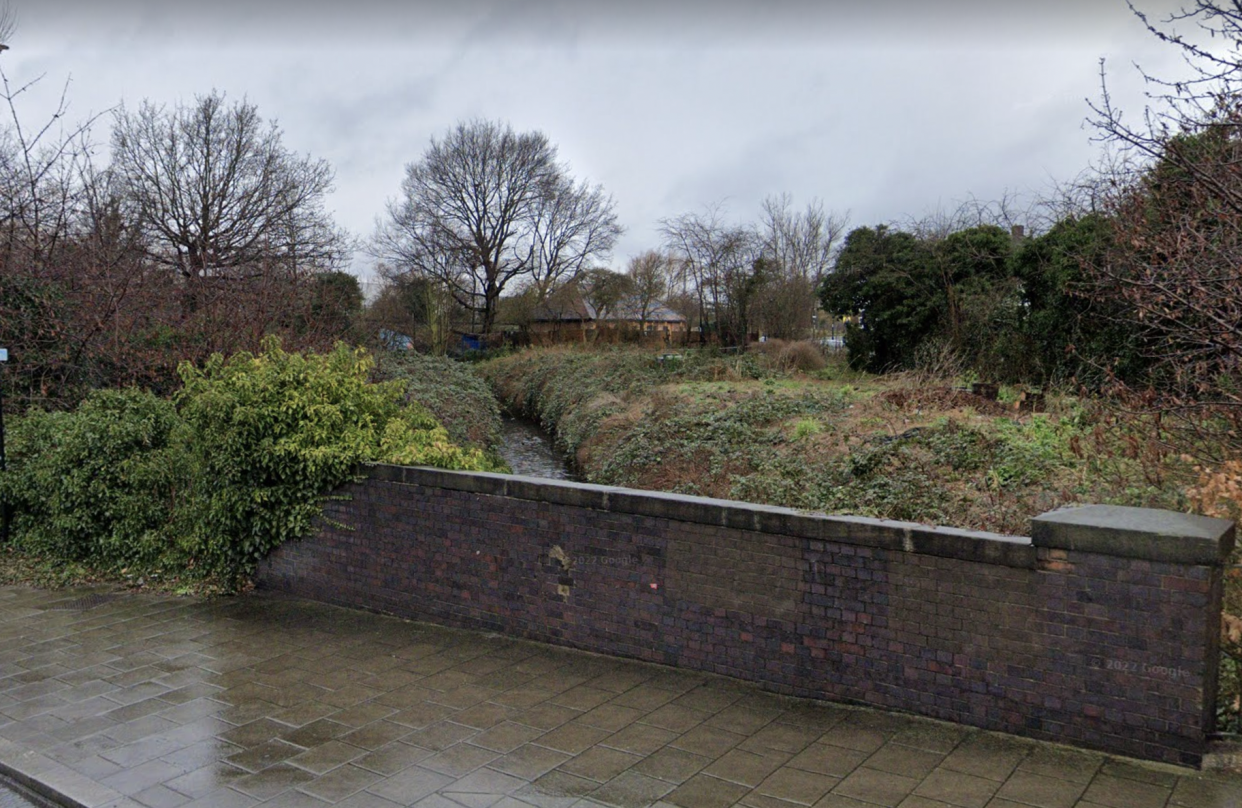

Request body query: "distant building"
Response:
[530, 295, 688, 345]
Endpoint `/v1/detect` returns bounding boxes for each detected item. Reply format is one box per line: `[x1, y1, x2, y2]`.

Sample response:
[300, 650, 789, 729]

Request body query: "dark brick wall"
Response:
[257, 465, 1234, 766]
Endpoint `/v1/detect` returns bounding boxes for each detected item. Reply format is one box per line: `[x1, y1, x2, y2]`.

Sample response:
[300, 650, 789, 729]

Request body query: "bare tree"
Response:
[661, 204, 725, 344]
[758, 194, 848, 339]
[0, 69, 102, 266]
[1030, 167, 1117, 231]
[626, 250, 669, 330]
[0, 59, 172, 407]
[759, 194, 847, 288]
[660, 203, 759, 346]
[1101, 3, 1242, 146]
[0, 3, 15, 49]
[527, 175, 621, 304]
[1088, 4, 1242, 219]
[110, 91, 346, 315]
[0, 63, 355, 407]
[374, 119, 621, 337]
[903, 193, 1030, 243]
[1085, 2, 1242, 449]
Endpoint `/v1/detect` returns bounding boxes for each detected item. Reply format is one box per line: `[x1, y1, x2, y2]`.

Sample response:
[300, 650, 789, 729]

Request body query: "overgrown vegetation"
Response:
[372, 351, 505, 454]
[481, 346, 1187, 536]
[0, 340, 499, 591]
[2, 0, 1241, 736]
[0, 78, 368, 413]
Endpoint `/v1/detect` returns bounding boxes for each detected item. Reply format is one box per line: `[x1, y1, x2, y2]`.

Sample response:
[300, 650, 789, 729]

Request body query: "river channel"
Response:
[497, 416, 578, 481]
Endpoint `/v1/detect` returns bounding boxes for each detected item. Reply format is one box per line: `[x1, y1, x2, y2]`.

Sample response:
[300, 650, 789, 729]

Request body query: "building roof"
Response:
[533, 295, 686, 324]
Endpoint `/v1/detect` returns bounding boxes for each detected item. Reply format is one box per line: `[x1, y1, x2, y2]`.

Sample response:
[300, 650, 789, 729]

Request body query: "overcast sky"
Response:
[1, 1, 1201, 279]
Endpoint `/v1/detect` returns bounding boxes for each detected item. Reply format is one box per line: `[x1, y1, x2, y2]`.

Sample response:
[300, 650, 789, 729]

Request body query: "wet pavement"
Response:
[1, 585, 1240, 808]
[0, 775, 51, 808]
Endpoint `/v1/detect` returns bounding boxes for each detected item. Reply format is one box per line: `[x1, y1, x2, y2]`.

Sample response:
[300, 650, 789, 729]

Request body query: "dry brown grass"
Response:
[752, 339, 827, 373]
[877, 385, 1014, 418]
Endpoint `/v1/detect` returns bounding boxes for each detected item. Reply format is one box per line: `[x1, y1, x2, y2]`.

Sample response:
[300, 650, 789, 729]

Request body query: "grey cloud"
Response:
[0, 0, 1204, 272]
[16, 0, 1160, 46]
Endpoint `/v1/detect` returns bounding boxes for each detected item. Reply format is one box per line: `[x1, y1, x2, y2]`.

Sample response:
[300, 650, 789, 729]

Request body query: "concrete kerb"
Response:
[0, 740, 136, 808]
[0, 771, 65, 808]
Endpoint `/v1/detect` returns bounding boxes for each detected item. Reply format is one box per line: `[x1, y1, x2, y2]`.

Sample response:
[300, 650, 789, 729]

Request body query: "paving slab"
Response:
[2, 584, 1240, 808]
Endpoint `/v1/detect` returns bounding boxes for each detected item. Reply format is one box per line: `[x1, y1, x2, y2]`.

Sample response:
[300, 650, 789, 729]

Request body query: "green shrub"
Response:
[792, 418, 823, 440]
[1, 339, 500, 589]
[990, 415, 1071, 487]
[0, 389, 196, 568]
[176, 338, 501, 582]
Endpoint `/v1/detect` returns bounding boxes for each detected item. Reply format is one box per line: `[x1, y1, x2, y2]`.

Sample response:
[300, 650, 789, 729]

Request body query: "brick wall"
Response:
[256, 465, 1235, 766]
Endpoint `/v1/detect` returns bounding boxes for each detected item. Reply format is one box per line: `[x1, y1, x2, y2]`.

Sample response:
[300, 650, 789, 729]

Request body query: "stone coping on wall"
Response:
[365, 464, 1236, 570]
[1033, 504, 1235, 565]
[365, 463, 1035, 567]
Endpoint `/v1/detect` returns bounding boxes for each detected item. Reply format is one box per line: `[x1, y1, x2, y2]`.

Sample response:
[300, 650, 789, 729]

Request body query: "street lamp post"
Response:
[0, 347, 7, 545]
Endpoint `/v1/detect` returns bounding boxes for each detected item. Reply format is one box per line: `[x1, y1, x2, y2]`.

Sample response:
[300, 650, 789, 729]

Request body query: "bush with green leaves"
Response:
[0, 388, 196, 569]
[1, 339, 500, 588]
[176, 339, 501, 582]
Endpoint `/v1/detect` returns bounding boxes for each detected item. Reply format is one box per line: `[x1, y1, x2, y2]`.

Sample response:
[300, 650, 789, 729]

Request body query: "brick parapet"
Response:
[256, 465, 1233, 766]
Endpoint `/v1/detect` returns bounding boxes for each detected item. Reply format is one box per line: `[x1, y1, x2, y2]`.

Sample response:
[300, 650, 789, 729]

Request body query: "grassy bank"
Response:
[373, 351, 506, 457]
[480, 345, 1187, 535]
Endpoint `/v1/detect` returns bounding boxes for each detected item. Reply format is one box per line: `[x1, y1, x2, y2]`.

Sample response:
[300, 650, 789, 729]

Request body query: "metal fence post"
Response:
[1, 348, 8, 545]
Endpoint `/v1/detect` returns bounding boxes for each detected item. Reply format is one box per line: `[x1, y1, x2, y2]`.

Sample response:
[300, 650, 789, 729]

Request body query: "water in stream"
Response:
[497, 416, 578, 481]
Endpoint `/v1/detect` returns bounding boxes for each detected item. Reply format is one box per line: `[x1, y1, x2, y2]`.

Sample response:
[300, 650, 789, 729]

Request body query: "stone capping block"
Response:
[1031, 504, 1236, 565]
[364, 464, 1035, 568]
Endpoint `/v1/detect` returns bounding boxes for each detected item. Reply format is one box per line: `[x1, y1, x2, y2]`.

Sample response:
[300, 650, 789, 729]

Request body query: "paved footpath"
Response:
[1, 585, 1240, 808]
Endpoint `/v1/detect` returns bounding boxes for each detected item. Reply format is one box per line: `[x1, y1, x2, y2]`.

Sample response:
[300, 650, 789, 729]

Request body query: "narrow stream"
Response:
[497, 416, 578, 481]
